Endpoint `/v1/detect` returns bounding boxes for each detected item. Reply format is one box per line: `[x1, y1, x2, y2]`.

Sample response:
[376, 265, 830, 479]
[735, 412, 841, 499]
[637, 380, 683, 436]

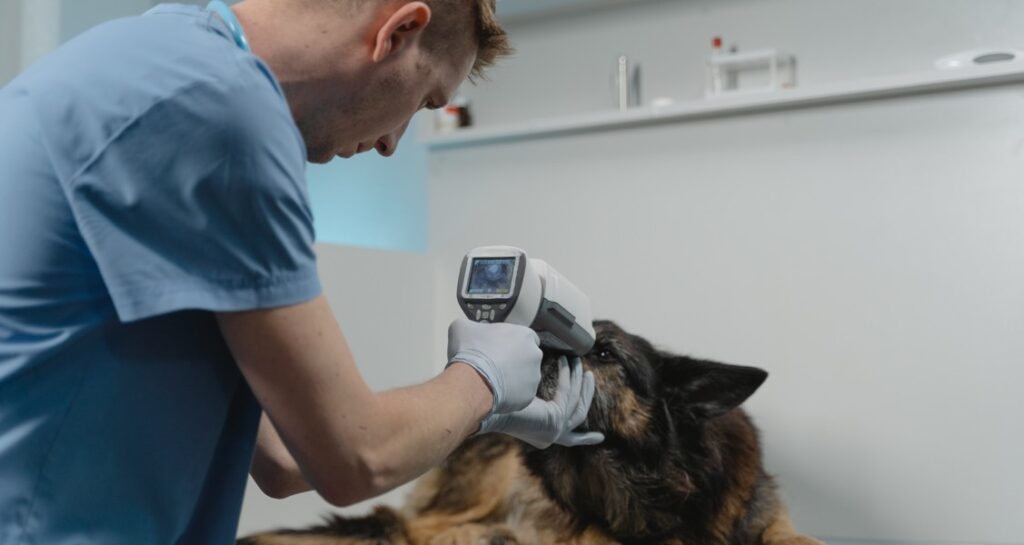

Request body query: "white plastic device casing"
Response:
[457, 246, 595, 355]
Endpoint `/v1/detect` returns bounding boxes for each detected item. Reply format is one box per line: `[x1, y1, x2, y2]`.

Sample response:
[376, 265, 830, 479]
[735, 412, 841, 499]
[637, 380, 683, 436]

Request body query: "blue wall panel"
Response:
[306, 119, 429, 253]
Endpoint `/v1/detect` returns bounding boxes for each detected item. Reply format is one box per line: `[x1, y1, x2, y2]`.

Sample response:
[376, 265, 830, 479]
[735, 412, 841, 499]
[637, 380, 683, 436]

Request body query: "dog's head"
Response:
[527, 320, 768, 541]
[536, 320, 767, 449]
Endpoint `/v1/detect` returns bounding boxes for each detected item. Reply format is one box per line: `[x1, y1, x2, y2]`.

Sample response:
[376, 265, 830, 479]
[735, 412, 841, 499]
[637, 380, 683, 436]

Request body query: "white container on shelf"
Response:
[705, 48, 797, 97]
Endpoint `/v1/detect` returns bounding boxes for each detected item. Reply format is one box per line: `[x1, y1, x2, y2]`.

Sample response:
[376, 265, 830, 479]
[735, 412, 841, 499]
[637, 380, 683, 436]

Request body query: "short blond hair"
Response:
[338, 0, 512, 78]
[464, 0, 512, 77]
[417, 0, 513, 78]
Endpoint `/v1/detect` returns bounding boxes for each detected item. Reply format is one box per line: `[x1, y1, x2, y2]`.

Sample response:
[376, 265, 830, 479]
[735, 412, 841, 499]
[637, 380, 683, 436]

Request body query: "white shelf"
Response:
[424, 63, 1024, 150]
[496, 0, 646, 23]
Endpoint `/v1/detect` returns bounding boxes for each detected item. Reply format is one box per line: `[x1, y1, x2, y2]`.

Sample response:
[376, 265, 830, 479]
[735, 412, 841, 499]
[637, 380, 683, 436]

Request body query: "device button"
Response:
[475, 309, 482, 320]
[482, 304, 492, 310]
[499, 304, 507, 310]
[489, 310, 496, 320]
[466, 303, 477, 310]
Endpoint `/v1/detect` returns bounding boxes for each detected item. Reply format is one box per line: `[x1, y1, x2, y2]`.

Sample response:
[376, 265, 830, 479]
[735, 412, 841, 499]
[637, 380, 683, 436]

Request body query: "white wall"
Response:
[0, 0, 62, 86]
[429, 84, 1024, 545]
[427, 1, 1024, 543]
[59, 0, 152, 42]
[0, 0, 20, 85]
[20, 0, 61, 67]
[0, 0, 156, 86]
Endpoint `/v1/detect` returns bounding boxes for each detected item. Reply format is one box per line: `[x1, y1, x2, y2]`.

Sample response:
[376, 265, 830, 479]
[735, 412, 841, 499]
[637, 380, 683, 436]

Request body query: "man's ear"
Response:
[372, 2, 432, 63]
[660, 356, 768, 421]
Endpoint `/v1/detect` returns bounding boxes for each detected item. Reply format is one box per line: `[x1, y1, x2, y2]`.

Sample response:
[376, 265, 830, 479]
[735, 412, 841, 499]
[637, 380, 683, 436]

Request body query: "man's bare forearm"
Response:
[251, 363, 491, 501]
[220, 296, 496, 507]
[361, 362, 492, 492]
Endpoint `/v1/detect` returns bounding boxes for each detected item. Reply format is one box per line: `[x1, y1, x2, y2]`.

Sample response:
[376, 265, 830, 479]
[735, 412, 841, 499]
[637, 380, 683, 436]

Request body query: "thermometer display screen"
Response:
[467, 258, 516, 295]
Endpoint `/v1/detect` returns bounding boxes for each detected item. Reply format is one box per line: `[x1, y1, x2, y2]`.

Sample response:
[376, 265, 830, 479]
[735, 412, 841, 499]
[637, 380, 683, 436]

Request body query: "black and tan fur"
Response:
[239, 321, 822, 545]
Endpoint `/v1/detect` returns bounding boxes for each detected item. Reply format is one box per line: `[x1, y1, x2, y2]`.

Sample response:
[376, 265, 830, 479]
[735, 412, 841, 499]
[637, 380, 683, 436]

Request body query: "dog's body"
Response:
[239, 322, 821, 545]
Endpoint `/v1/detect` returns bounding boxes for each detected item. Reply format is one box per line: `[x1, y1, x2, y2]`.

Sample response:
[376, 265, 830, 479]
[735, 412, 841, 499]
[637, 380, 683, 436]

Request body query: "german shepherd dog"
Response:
[239, 321, 822, 545]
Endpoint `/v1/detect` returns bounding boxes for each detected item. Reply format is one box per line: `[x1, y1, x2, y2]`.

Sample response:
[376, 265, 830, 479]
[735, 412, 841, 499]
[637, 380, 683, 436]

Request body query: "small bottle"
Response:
[451, 95, 473, 128]
[707, 36, 724, 96]
[435, 105, 460, 133]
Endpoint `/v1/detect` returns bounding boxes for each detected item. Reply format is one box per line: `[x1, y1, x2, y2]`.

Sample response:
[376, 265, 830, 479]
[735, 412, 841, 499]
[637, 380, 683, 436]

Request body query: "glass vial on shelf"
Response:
[614, 55, 642, 111]
[707, 36, 724, 96]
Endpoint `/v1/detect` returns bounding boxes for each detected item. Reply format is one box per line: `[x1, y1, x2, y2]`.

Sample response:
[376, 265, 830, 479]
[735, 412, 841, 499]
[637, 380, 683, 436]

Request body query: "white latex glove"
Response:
[478, 356, 604, 449]
[446, 318, 543, 414]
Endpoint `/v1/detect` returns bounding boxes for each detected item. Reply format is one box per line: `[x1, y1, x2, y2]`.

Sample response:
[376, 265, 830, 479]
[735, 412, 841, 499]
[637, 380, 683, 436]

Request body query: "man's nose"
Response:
[375, 120, 411, 157]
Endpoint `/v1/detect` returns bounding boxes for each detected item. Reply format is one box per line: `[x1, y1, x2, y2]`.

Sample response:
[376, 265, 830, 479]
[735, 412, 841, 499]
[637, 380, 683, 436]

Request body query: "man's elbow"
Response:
[319, 486, 362, 508]
[253, 473, 293, 499]
[317, 449, 395, 508]
[251, 459, 308, 500]
[252, 468, 302, 499]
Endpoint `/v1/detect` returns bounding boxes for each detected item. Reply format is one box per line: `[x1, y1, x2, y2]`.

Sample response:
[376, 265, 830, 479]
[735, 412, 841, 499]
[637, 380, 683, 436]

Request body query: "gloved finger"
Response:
[521, 435, 557, 449]
[564, 367, 586, 428]
[568, 357, 583, 408]
[582, 370, 596, 411]
[445, 318, 465, 360]
[567, 370, 595, 430]
[520, 404, 562, 449]
[556, 431, 605, 447]
[553, 355, 571, 404]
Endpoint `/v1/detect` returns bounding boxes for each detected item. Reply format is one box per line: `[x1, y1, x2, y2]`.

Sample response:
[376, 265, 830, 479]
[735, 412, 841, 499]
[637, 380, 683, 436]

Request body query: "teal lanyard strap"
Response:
[206, 1, 250, 52]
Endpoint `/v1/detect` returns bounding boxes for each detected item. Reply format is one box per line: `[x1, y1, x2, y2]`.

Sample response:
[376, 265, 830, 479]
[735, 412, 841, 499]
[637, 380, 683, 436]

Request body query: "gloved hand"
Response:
[477, 356, 604, 449]
[447, 318, 543, 414]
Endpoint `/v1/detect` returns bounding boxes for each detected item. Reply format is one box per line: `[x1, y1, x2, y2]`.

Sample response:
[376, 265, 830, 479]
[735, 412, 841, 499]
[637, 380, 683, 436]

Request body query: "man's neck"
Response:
[231, 0, 372, 127]
[231, 0, 363, 86]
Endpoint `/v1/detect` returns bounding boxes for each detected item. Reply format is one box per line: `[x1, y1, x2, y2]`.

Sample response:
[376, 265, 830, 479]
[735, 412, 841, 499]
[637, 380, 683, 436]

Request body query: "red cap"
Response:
[712, 36, 722, 48]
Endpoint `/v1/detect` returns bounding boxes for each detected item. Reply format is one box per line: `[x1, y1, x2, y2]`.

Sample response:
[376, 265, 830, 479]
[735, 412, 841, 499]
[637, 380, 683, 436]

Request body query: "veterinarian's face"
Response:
[298, 44, 475, 163]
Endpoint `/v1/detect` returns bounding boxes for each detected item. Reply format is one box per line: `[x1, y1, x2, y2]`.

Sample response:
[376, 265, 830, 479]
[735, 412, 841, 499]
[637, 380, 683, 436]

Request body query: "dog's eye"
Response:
[593, 349, 616, 362]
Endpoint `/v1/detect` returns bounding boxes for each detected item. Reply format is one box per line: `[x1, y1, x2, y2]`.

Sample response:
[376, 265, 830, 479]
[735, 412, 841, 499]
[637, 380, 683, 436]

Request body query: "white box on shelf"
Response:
[706, 48, 797, 97]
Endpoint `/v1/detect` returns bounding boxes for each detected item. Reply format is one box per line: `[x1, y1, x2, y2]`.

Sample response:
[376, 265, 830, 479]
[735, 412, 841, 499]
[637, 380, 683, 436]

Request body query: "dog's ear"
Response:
[659, 357, 768, 420]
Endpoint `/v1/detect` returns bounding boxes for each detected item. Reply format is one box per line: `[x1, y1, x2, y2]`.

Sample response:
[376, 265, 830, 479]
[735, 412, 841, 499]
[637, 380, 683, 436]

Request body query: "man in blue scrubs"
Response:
[0, 1, 602, 543]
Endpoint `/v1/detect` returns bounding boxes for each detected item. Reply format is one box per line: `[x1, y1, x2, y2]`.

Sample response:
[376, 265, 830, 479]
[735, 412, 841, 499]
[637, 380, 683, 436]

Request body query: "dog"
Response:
[238, 321, 822, 545]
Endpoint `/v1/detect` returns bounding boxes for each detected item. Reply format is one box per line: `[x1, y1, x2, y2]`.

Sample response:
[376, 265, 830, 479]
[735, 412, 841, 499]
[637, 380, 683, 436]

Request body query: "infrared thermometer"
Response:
[457, 246, 595, 356]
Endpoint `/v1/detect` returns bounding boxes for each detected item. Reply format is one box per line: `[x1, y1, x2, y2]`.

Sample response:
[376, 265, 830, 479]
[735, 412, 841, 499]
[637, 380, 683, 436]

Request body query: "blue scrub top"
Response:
[0, 4, 321, 544]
